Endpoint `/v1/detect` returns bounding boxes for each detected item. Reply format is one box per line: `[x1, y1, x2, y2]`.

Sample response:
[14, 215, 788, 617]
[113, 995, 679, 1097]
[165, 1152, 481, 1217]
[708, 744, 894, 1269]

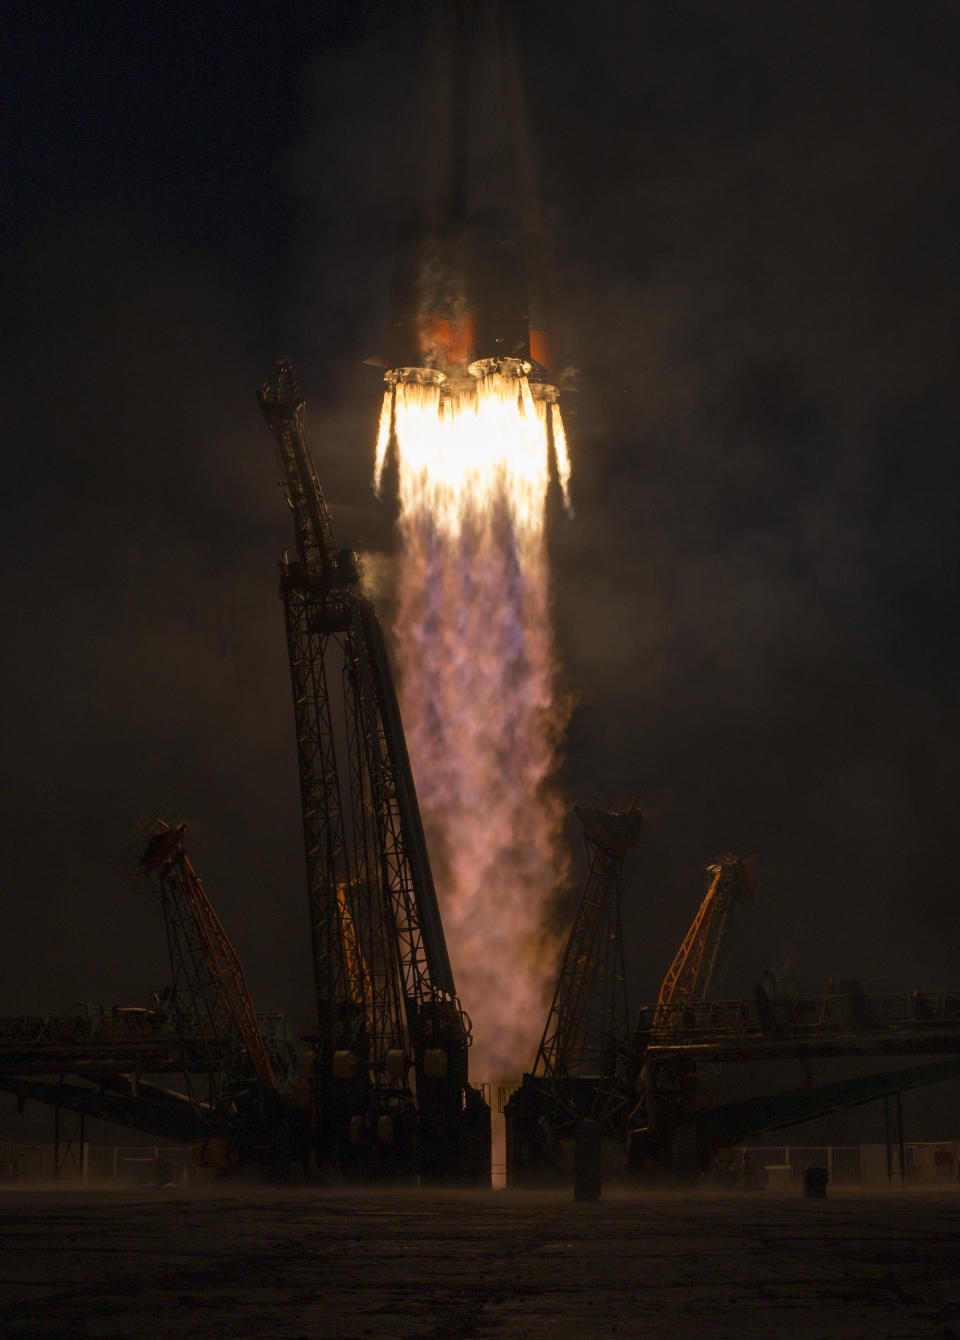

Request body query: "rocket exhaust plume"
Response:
[375, 362, 571, 1079]
[373, 3, 572, 1079]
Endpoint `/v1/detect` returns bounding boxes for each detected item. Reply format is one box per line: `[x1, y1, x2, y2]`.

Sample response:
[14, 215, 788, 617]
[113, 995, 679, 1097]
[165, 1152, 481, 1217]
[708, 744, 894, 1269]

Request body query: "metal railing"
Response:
[646, 989, 960, 1046]
[0, 1141, 195, 1185]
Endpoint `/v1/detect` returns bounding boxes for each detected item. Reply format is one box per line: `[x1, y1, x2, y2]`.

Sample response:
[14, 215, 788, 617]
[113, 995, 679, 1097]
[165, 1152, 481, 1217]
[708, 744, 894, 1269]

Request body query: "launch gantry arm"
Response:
[534, 806, 642, 1096]
[626, 854, 750, 1174]
[504, 806, 642, 1184]
[258, 361, 339, 579]
[140, 820, 277, 1100]
[258, 360, 486, 1180]
[0, 820, 291, 1161]
[653, 854, 749, 1024]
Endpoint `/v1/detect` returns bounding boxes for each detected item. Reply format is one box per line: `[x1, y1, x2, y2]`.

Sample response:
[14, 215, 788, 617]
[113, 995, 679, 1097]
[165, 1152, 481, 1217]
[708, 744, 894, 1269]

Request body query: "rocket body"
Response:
[386, 1, 554, 387]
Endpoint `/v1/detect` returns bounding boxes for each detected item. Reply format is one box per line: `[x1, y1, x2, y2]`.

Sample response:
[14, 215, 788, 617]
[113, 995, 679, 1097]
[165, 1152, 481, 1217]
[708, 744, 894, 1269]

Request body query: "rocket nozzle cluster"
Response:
[384, 357, 558, 410]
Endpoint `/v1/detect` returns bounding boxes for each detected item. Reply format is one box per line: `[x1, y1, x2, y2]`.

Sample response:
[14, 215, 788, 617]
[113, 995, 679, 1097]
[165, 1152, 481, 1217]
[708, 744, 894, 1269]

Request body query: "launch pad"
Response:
[0, 360, 957, 1186]
[1, 1185, 959, 1338]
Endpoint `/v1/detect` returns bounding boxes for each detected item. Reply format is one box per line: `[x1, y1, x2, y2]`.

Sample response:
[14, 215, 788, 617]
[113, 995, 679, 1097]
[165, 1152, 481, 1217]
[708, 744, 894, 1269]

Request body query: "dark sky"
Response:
[3, 0, 960, 1087]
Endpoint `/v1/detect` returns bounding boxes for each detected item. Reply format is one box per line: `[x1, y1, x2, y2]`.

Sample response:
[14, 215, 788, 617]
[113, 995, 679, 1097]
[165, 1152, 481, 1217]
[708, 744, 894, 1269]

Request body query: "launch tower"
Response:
[259, 360, 490, 1182]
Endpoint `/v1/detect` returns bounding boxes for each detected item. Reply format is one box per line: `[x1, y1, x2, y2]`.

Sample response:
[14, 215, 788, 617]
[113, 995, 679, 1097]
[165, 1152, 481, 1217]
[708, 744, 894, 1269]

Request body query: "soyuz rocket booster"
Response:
[385, 1, 557, 403]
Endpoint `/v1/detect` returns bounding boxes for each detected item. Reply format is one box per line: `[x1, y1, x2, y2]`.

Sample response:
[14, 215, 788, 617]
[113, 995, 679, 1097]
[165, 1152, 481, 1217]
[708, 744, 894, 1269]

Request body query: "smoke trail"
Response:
[376, 370, 570, 1077]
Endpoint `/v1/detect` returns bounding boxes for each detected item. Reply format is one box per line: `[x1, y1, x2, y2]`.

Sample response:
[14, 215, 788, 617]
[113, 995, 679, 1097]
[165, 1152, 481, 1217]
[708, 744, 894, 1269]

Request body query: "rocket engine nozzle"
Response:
[386, 367, 447, 388]
[384, 357, 560, 412]
[466, 355, 531, 381]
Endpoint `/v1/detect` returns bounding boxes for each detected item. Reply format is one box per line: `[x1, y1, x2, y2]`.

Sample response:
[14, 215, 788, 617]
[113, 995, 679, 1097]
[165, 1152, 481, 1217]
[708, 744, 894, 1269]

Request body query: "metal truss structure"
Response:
[505, 806, 642, 1183]
[139, 820, 277, 1113]
[0, 1008, 189, 1076]
[653, 854, 749, 1022]
[624, 853, 750, 1163]
[534, 807, 642, 1113]
[643, 987, 960, 1062]
[508, 828, 960, 1185]
[626, 983, 960, 1177]
[0, 827, 299, 1165]
[258, 360, 489, 1181]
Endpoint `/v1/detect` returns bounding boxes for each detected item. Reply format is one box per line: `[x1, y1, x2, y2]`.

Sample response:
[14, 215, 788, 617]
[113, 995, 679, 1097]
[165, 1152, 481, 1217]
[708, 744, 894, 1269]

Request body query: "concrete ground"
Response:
[0, 1184, 957, 1339]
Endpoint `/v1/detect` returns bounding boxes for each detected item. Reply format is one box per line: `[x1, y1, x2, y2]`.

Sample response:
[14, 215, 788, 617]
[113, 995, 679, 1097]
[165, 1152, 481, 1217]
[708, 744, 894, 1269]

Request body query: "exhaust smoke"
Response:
[375, 363, 571, 1076]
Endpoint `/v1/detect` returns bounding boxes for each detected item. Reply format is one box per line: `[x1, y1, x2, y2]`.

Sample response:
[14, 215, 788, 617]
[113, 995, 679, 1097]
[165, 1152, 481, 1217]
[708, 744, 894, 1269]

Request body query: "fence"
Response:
[743, 1142, 960, 1186]
[742, 1145, 862, 1184]
[0, 1140, 194, 1185]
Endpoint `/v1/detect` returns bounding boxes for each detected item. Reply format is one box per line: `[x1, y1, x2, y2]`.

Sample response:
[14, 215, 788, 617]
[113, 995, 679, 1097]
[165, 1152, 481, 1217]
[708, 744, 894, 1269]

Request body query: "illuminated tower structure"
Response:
[626, 855, 751, 1172]
[259, 360, 489, 1182]
[653, 855, 750, 1024]
[140, 819, 278, 1112]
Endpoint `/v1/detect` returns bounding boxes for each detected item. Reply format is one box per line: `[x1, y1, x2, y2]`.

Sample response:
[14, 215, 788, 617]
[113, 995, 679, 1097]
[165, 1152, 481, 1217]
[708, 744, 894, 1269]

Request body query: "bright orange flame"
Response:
[376, 370, 571, 1079]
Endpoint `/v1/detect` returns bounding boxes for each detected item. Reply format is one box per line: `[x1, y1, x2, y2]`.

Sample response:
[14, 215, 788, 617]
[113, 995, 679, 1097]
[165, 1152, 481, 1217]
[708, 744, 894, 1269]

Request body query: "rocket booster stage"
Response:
[386, 1, 555, 393]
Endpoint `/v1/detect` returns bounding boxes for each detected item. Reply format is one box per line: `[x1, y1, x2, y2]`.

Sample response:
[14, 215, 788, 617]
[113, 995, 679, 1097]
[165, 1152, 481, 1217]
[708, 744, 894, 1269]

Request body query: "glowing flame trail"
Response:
[376, 369, 570, 1078]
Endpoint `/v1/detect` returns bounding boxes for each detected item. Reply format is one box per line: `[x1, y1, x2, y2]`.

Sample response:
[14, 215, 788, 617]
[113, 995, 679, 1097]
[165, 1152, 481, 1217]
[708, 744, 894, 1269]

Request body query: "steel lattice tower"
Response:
[533, 807, 643, 1115]
[505, 806, 642, 1183]
[139, 820, 277, 1115]
[258, 361, 489, 1181]
[625, 853, 750, 1177]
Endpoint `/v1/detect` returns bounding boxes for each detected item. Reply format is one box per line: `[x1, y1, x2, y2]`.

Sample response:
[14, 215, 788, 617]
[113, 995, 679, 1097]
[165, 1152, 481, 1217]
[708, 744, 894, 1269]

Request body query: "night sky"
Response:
[4, 0, 960, 1104]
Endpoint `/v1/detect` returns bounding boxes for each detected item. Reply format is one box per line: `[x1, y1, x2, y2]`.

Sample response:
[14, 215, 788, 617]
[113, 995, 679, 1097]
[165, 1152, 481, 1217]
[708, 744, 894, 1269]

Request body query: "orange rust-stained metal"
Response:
[177, 851, 278, 1090]
[143, 824, 276, 1091]
[654, 855, 749, 1026]
[528, 327, 553, 371]
[336, 882, 374, 1038]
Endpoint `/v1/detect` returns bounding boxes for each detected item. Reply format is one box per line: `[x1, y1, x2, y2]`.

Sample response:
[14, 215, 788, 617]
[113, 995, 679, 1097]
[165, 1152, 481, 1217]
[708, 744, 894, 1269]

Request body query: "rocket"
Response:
[384, 1, 557, 400]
